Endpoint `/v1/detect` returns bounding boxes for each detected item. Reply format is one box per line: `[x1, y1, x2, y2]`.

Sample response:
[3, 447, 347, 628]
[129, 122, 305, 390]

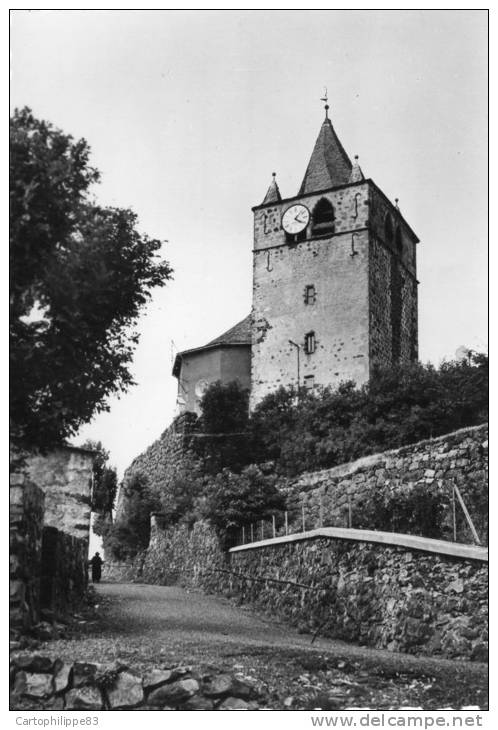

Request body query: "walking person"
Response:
[89, 552, 104, 583]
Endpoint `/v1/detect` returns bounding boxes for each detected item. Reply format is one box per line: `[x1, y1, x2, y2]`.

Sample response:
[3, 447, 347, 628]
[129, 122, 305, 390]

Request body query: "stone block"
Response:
[24, 673, 53, 699]
[73, 661, 99, 687]
[107, 671, 144, 709]
[65, 687, 103, 710]
[53, 661, 73, 693]
[147, 678, 199, 706]
[218, 696, 250, 710]
[11, 653, 53, 673]
[143, 668, 172, 691]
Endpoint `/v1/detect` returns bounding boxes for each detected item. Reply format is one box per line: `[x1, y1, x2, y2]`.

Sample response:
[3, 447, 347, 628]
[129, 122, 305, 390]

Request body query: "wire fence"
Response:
[236, 481, 483, 548]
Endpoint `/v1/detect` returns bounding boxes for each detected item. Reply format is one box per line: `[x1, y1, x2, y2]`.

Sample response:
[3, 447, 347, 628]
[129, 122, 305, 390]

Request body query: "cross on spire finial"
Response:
[320, 87, 329, 119]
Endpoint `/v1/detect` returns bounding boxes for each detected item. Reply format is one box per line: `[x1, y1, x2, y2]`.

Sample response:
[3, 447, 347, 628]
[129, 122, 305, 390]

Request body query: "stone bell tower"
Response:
[250, 101, 419, 408]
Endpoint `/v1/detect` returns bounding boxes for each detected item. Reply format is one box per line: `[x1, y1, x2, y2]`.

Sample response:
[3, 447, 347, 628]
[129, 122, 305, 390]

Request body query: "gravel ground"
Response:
[45, 582, 488, 710]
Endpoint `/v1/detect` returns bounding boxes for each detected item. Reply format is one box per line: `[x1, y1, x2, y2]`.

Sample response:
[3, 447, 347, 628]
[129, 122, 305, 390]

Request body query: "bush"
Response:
[354, 481, 448, 538]
[250, 354, 488, 476]
[199, 465, 285, 548]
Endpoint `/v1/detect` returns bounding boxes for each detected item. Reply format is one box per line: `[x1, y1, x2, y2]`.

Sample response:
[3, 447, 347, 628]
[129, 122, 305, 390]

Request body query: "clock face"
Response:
[282, 204, 310, 235]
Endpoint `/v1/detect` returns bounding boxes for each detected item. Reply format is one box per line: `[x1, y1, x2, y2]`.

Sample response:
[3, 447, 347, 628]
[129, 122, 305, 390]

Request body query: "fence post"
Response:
[348, 495, 352, 528]
[272, 515, 276, 538]
[260, 520, 264, 541]
[302, 502, 306, 532]
[250, 523, 254, 542]
[285, 511, 288, 535]
[242, 526, 245, 545]
[452, 487, 457, 542]
[453, 483, 481, 545]
[319, 493, 324, 527]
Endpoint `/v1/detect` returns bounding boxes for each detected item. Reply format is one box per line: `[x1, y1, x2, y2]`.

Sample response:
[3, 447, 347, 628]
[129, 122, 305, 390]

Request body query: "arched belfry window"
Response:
[395, 226, 403, 255]
[384, 214, 394, 246]
[312, 198, 335, 236]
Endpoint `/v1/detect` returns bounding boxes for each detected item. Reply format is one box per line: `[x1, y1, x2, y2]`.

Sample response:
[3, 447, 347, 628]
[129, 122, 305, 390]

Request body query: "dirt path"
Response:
[47, 582, 488, 710]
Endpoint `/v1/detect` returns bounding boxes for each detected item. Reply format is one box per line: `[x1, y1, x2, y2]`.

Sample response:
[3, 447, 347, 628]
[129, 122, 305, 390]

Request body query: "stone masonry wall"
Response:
[40, 527, 89, 617]
[26, 446, 95, 543]
[10, 473, 45, 629]
[284, 424, 488, 545]
[223, 537, 487, 662]
[115, 413, 197, 524]
[102, 518, 226, 590]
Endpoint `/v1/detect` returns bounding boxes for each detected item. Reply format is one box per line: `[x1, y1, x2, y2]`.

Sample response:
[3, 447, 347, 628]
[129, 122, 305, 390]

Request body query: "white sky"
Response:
[10, 9, 488, 478]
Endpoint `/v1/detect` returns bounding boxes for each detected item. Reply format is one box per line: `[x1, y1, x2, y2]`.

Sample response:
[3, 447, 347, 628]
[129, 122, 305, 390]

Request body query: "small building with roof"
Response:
[172, 316, 251, 415]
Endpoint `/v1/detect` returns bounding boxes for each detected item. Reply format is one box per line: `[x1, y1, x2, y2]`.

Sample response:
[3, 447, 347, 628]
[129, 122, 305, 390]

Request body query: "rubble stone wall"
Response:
[26, 447, 94, 543]
[285, 424, 488, 545]
[10, 654, 264, 711]
[40, 527, 89, 617]
[10, 474, 45, 629]
[223, 536, 487, 662]
[115, 413, 198, 524]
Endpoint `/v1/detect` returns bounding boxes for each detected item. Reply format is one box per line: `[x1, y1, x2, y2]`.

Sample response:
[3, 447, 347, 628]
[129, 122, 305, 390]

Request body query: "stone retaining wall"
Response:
[115, 413, 198, 524]
[223, 534, 487, 662]
[284, 424, 488, 544]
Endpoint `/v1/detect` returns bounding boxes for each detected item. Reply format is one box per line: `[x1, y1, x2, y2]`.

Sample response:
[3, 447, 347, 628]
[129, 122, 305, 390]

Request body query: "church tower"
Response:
[250, 102, 419, 408]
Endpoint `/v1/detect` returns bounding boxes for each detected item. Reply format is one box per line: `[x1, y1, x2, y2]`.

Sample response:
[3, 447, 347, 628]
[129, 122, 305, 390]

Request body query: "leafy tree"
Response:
[104, 472, 157, 559]
[10, 107, 172, 453]
[81, 439, 118, 518]
[196, 380, 250, 472]
[199, 380, 249, 434]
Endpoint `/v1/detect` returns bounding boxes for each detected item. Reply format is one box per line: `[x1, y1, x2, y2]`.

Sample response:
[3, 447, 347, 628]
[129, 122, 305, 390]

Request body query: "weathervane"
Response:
[320, 87, 329, 119]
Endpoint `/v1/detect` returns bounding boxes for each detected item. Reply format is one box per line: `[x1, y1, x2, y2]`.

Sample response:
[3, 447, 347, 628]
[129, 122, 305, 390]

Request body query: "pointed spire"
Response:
[299, 107, 352, 195]
[349, 155, 365, 183]
[262, 172, 282, 205]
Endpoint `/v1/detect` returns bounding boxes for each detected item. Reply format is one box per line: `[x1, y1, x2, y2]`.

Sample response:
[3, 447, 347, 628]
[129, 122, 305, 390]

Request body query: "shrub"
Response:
[199, 465, 285, 547]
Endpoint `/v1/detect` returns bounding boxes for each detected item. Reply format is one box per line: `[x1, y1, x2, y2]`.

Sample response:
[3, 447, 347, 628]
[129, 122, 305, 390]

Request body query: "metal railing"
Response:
[236, 481, 483, 548]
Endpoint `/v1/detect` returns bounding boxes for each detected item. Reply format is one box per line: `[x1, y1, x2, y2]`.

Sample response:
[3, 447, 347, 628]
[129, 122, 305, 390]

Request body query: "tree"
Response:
[196, 380, 250, 472]
[103, 472, 157, 559]
[10, 108, 173, 453]
[81, 439, 118, 518]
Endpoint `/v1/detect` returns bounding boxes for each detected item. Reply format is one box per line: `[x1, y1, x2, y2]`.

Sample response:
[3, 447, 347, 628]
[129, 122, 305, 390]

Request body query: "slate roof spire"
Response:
[349, 155, 365, 183]
[262, 172, 282, 205]
[299, 103, 352, 195]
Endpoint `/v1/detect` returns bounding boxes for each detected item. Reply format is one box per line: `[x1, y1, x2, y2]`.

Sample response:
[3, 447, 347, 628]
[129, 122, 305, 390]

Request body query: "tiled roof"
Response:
[172, 315, 251, 377]
[299, 117, 352, 195]
[203, 315, 252, 348]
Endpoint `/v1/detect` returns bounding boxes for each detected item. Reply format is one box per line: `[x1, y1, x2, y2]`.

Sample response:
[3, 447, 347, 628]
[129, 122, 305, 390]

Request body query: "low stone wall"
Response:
[10, 474, 45, 629]
[10, 654, 262, 711]
[26, 446, 95, 543]
[224, 533, 488, 662]
[285, 424, 488, 544]
[40, 527, 89, 617]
